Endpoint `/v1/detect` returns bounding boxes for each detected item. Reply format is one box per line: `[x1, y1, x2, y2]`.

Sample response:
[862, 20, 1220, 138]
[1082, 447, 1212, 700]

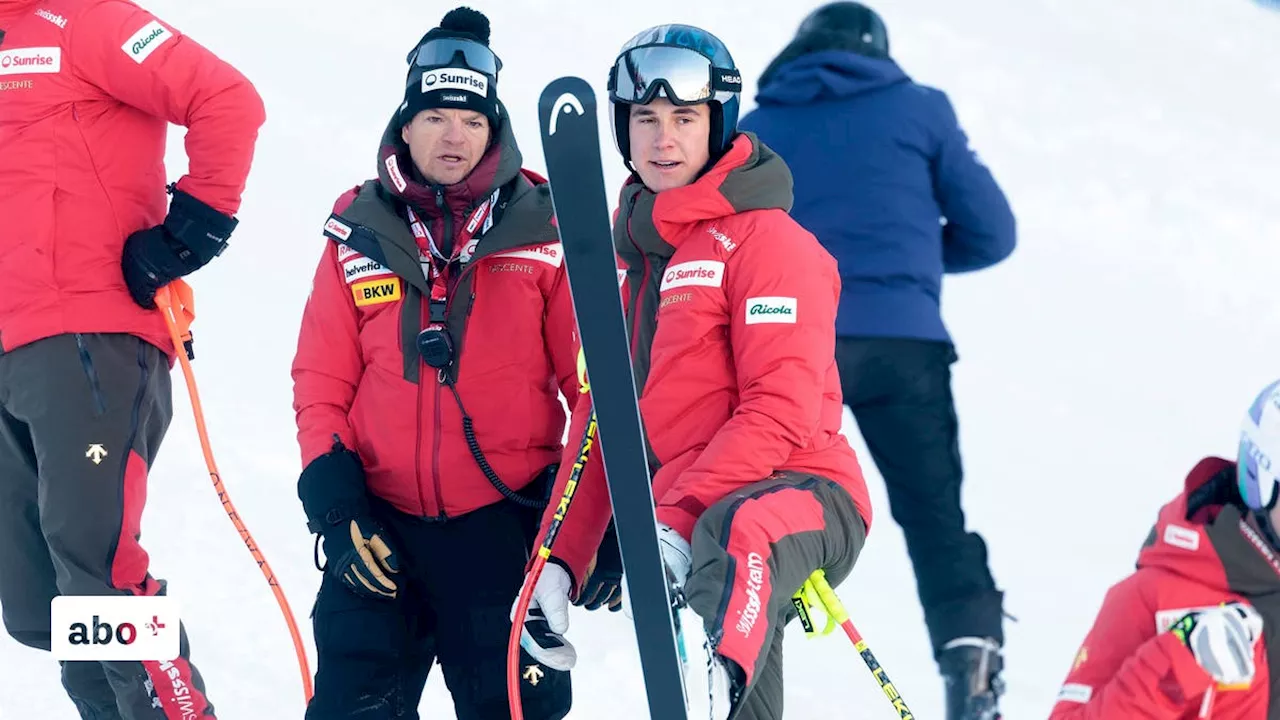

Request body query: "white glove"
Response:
[511, 562, 577, 672]
[622, 522, 692, 620]
[1171, 601, 1264, 686]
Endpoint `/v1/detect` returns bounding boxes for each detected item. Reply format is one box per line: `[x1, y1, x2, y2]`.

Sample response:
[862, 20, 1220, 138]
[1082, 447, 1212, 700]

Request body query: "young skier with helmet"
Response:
[1049, 379, 1280, 719]
[514, 23, 874, 719]
[740, 4, 1017, 717]
[291, 7, 577, 718]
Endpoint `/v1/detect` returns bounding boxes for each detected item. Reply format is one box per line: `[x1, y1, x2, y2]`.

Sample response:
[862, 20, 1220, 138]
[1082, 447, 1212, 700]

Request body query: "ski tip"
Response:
[538, 77, 597, 137]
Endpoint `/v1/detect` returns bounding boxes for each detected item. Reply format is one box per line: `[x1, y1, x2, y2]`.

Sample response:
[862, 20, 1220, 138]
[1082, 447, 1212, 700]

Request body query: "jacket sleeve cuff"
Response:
[547, 555, 579, 599]
[656, 505, 697, 544]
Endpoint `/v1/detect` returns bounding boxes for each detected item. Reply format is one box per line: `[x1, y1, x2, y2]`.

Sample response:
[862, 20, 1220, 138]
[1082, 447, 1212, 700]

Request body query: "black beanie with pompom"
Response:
[398, 7, 502, 129]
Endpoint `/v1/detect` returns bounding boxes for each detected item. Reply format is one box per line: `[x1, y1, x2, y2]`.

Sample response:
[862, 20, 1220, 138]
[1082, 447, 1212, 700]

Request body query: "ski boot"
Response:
[940, 637, 1004, 720]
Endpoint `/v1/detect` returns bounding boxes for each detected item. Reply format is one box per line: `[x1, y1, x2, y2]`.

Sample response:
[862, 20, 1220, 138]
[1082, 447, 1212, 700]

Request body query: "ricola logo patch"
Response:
[122, 21, 173, 64]
[745, 297, 797, 325]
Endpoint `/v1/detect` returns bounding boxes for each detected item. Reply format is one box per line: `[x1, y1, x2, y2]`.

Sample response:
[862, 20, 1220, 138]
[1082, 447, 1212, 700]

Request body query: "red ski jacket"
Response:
[0, 0, 264, 356]
[291, 113, 583, 520]
[1050, 457, 1280, 719]
[540, 133, 874, 586]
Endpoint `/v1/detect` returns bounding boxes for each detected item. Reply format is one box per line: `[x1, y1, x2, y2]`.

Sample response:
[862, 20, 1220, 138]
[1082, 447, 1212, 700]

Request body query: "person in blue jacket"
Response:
[739, 4, 1016, 719]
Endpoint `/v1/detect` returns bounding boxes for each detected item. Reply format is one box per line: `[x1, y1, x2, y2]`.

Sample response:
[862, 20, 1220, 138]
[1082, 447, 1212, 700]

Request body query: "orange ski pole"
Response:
[155, 280, 314, 705]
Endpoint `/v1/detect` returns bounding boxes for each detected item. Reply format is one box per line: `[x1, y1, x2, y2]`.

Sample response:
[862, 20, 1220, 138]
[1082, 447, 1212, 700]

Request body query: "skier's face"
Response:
[628, 98, 711, 193]
[401, 108, 491, 186]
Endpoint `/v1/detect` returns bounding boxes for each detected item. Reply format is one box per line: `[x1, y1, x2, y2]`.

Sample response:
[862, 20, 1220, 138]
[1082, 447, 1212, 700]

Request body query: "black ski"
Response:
[537, 76, 690, 720]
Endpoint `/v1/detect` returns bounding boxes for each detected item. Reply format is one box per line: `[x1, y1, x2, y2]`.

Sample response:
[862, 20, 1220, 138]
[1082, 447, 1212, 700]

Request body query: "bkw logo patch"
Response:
[352, 278, 402, 307]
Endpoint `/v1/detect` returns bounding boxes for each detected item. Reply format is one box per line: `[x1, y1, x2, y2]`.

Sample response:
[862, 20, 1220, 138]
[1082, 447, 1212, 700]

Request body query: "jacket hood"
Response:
[1138, 457, 1280, 600]
[617, 132, 794, 257]
[756, 50, 909, 106]
[375, 100, 524, 217]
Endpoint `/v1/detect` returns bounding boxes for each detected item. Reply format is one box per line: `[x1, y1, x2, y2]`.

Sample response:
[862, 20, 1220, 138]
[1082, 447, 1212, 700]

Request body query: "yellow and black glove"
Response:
[299, 437, 402, 600]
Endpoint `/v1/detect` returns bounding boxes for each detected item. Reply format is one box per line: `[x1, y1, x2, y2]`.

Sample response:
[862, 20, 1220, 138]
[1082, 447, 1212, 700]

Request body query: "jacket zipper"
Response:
[414, 362, 429, 517]
[68, 104, 125, 254]
[429, 188, 451, 520]
[420, 187, 546, 518]
[625, 199, 651, 358]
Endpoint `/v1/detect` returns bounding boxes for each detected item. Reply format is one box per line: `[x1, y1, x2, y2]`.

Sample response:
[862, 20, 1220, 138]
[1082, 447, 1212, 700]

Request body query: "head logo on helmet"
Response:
[606, 23, 741, 170]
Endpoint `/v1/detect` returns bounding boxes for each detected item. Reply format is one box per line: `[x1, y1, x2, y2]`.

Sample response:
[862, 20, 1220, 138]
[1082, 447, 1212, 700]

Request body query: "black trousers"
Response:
[305, 496, 571, 720]
[836, 338, 1004, 657]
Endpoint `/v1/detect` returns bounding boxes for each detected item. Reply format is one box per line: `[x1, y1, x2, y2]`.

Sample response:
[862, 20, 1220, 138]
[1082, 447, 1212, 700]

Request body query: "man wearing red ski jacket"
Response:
[0, 0, 262, 353]
[292, 8, 574, 718]
[1050, 457, 1280, 719]
[293, 136, 581, 523]
[0, 1, 262, 718]
[517, 23, 873, 720]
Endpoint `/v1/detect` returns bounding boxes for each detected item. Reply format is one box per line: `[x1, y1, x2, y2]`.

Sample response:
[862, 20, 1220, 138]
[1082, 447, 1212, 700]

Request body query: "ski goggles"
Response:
[407, 37, 501, 77]
[608, 44, 741, 106]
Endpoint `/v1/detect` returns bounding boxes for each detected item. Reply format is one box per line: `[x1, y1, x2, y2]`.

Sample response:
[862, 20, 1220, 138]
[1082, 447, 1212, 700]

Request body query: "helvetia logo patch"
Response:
[343, 256, 392, 284]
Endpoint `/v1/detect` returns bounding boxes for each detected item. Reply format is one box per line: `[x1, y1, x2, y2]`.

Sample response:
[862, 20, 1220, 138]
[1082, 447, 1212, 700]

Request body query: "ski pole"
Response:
[508, 410, 598, 720]
[793, 569, 915, 719]
[155, 280, 314, 706]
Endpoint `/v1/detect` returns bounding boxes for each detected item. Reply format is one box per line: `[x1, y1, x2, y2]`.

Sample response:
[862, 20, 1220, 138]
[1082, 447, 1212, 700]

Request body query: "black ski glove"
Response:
[298, 439, 401, 600]
[121, 187, 237, 309]
[574, 519, 623, 611]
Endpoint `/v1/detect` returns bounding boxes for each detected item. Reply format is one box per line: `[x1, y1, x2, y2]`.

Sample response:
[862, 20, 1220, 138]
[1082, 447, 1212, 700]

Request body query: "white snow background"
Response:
[2, 0, 1280, 717]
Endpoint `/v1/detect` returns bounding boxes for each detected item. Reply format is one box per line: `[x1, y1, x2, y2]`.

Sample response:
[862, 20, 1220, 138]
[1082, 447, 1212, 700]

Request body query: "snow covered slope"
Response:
[2, 0, 1278, 717]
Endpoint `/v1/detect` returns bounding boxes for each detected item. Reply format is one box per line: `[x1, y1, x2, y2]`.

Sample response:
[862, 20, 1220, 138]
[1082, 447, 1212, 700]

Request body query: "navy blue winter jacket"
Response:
[739, 50, 1016, 342]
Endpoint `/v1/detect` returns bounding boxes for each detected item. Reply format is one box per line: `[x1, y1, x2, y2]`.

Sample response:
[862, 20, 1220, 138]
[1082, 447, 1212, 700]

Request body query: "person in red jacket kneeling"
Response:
[0, 1, 264, 718]
[1050, 379, 1280, 720]
[291, 8, 577, 720]
[515, 23, 874, 720]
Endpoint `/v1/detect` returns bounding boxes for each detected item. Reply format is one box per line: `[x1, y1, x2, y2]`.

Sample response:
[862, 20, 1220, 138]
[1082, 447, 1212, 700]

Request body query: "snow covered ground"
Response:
[3, 0, 1279, 717]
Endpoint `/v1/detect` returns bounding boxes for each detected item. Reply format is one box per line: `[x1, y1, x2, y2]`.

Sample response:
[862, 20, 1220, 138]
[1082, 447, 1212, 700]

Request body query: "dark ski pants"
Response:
[0, 333, 214, 719]
[684, 472, 866, 720]
[836, 337, 1005, 657]
[306, 496, 571, 720]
